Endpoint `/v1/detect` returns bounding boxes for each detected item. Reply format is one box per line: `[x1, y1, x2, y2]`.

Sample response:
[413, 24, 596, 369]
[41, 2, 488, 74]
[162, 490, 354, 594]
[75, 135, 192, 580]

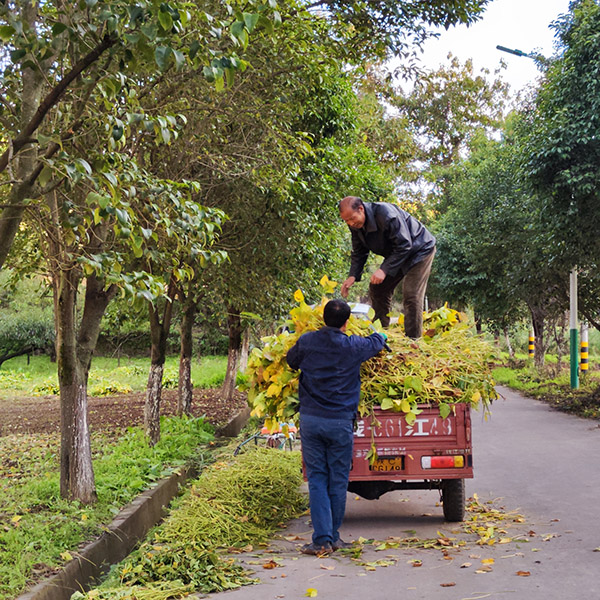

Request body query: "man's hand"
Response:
[341, 276, 355, 298]
[370, 268, 387, 285]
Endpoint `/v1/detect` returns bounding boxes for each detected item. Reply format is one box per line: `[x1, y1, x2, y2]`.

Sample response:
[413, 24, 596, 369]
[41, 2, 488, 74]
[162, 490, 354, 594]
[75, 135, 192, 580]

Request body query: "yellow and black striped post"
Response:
[581, 323, 589, 372]
[528, 330, 535, 359]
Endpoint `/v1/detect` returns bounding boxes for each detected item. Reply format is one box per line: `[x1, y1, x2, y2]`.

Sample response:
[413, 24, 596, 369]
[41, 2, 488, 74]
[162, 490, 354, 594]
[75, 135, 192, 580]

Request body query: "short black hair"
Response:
[323, 299, 351, 328]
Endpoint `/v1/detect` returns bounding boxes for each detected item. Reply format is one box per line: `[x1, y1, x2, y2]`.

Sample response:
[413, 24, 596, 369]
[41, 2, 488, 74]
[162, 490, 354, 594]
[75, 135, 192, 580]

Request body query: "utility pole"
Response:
[570, 269, 579, 389]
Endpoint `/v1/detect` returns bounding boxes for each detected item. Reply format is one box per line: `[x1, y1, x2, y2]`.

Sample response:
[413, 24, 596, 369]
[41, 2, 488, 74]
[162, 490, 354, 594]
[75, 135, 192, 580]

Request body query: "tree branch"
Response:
[0, 33, 117, 174]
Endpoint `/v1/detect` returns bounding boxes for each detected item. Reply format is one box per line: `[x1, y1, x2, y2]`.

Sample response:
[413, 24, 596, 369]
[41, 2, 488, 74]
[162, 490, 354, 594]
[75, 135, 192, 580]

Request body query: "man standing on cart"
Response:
[286, 299, 386, 555]
[338, 196, 436, 337]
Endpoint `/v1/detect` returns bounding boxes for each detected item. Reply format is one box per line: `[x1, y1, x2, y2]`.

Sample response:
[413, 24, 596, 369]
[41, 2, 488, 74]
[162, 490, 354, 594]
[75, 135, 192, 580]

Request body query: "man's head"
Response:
[323, 299, 351, 329]
[339, 196, 366, 229]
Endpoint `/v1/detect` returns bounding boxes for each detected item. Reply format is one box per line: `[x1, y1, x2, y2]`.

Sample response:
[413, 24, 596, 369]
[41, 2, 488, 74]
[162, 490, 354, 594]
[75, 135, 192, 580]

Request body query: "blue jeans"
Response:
[300, 413, 354, 546]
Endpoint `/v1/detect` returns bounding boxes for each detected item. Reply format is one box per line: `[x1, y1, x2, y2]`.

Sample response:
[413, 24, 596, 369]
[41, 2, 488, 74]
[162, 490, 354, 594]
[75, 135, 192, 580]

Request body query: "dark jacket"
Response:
[286, 326, 385, 420]
[349, 202, 436, 281]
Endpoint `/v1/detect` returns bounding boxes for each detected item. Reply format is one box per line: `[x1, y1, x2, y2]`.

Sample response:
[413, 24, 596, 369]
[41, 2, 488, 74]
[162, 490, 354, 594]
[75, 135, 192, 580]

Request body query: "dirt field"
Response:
[0, 389, 249, 437]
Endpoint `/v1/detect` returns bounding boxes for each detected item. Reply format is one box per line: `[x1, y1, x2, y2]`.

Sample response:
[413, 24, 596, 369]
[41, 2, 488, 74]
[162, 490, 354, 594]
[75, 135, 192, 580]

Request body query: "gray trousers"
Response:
[369, 248, 436, 337]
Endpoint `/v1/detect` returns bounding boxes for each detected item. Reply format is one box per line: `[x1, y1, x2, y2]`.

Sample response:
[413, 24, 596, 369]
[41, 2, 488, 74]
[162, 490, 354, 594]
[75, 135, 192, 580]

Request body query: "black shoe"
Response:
[300, 542, 332, 555]
[332, 539, 353, 551]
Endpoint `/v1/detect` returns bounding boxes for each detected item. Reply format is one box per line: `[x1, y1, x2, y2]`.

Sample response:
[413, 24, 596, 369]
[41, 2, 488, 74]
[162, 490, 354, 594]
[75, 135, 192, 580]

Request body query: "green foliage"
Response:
[359, 57, 509, 209]
[0, 416, 215, 599]
[88, 378, 133, 397]
[526, 0, 600, 273]
[0, 314, 54, 364]
[30, 378, 60, 396]
[161, 366, 179, 390]
[313, 0, 491, 60]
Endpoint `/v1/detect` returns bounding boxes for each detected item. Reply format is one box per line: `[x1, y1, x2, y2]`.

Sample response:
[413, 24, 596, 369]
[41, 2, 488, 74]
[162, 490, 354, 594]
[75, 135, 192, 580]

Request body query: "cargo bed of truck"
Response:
[347, 403, 473, 521]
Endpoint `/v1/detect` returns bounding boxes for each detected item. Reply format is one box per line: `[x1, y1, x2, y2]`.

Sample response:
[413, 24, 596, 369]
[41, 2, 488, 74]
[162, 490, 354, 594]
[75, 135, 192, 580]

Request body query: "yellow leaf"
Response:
[305, 588, 318, 597]
[60, 551, 73, 561]
[319, 274, 337, 293]
[11, 515, 22, 523]
[481, 558, 495, 565]
[294, 288, 305, 303]
[266, 383, 282, 397]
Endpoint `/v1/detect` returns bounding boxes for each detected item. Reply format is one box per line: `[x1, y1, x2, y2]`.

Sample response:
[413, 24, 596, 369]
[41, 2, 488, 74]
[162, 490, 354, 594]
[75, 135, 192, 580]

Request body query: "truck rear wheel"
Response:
[441, 479, 465, 522]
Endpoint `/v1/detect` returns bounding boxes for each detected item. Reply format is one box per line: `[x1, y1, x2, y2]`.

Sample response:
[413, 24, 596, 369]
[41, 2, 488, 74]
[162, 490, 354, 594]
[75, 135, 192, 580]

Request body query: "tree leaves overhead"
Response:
[305, 0, 491, 59]
[525, 0, 600, 272]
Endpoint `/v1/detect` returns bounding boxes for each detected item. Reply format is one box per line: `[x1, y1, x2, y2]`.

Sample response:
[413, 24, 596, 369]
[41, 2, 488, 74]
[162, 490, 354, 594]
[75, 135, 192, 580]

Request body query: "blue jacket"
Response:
[286, 326, 385, 420]
[349, 202, 436, 281]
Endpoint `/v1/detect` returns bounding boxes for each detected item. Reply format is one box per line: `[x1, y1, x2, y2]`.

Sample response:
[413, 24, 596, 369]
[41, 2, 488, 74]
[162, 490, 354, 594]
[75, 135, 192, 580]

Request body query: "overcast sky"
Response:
[415, 0, 572, 93]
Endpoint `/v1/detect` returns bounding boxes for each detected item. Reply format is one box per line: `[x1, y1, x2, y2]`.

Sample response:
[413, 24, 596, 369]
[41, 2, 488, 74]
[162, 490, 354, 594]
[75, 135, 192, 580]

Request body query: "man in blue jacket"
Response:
[286, 299, 386, 555]
[339, 196, 436, 337]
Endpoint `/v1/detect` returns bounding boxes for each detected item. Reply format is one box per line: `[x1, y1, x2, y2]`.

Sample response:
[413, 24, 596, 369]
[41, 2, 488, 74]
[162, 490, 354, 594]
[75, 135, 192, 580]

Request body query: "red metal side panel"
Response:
[349, 404, 473, 481]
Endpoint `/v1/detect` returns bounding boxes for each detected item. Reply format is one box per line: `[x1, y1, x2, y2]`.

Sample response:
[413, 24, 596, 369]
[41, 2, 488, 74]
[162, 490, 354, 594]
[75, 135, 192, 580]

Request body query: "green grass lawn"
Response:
[0, 354, 229, 400]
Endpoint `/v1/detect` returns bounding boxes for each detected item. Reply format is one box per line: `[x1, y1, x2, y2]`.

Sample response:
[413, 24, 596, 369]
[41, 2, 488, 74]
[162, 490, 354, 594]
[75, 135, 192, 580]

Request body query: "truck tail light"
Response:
[421, 455, 464, 469]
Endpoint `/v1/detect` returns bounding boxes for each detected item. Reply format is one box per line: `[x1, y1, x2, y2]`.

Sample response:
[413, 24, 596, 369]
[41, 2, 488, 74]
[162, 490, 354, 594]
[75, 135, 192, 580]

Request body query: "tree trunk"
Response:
[503, 326, 514, 358]
[222, 306, 242, 402]
[552, 312, 569, 373]
[55, 268, 96, 503]
[529, 304, 547, 370]
[144, 277, 176, 445]
[238, 328, 250, 374]
[54, 269, 116, 503]
[178, 289, 196, 416]
[473, 312, 482, 335]
[145, 362, 164, 444]
[0, 4, 43, 270]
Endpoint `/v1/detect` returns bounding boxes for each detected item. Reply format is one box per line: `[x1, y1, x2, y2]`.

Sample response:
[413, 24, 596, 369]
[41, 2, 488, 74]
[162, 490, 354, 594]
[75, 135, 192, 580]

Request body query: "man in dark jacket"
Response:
[339, 196, 436, 337]
[286, 299, 385, 555]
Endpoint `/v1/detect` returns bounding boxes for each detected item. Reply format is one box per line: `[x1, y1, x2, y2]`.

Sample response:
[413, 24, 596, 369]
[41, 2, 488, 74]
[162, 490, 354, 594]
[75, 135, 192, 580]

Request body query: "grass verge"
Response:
[0, 416, 215, 600]
[493, 363, 600, 419]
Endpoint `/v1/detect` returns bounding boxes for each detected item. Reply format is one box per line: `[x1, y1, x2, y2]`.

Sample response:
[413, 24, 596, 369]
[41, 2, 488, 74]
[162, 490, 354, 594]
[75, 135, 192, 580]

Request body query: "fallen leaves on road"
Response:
[475, 566, 493, 574]
[516, 570, 531, 577]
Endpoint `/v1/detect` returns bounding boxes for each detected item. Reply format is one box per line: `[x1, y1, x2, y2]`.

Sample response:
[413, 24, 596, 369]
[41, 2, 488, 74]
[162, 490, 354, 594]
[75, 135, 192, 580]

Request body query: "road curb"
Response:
[16, 406, 251, 600]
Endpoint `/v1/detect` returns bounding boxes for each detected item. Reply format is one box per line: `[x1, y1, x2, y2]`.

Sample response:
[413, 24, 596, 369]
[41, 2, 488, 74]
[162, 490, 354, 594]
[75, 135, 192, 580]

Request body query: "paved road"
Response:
[208, 387, 600, 599]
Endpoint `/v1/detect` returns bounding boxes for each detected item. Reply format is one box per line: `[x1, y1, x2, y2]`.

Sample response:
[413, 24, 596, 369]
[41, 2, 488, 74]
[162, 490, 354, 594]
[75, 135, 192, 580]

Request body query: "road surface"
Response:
[208, 386, 600, 599]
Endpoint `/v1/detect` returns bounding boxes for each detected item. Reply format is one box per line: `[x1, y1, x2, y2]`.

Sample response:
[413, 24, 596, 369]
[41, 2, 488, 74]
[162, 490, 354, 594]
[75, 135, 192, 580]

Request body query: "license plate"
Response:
[369, 456, 404, 472]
